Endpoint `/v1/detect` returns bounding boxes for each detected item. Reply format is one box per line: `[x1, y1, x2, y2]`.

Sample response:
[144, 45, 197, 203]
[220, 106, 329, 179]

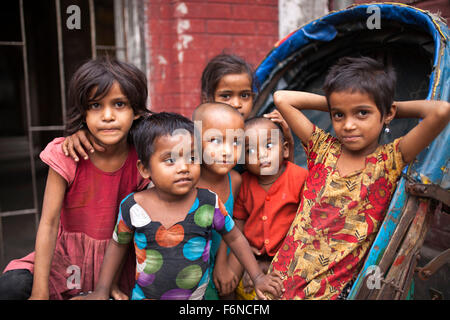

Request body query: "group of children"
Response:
[0, 52, 448, 300]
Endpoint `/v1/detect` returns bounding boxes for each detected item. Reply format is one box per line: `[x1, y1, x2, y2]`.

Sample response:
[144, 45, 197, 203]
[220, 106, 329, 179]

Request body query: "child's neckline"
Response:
[85, 144, 132, 175]
[197, 172, 231, 205]
[132, 188, 200, 230]
[255, 161, 289, 192]
[334, 143, 382, 178]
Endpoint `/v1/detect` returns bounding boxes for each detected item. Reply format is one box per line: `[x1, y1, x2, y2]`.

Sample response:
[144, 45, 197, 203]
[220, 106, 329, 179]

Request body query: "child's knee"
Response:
[0, 269, 33, 300]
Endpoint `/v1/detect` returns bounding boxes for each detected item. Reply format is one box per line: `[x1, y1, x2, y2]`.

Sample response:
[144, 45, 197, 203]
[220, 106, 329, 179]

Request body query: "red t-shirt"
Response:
[233, 161, 308, 256]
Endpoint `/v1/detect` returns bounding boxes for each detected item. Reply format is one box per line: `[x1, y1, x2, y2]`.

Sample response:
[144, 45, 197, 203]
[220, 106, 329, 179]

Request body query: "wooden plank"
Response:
[376, 200, 431, 299]
[363, 196, 419, 299]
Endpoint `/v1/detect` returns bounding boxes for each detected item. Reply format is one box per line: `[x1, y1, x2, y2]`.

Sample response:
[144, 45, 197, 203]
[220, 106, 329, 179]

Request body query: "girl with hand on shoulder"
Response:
[0, 57, 150, 300]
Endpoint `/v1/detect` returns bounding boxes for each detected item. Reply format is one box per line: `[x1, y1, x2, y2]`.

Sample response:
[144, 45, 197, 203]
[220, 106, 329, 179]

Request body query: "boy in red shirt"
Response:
[229, 116, 308, 299]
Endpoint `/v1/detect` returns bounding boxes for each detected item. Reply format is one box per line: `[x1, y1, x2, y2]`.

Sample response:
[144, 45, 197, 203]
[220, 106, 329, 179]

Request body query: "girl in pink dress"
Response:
[0, 57, 150, 300]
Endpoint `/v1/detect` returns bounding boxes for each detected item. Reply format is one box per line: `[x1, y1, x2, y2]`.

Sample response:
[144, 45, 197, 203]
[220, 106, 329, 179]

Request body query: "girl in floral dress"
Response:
[269, 56, 450, 300]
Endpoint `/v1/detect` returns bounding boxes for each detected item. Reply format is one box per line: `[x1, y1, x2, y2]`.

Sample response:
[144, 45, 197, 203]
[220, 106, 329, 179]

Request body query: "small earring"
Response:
[384, 125, 390, 133]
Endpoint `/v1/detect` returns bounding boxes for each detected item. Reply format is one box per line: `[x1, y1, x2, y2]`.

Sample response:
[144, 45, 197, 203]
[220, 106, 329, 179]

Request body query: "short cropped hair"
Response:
[132, 112, 195, 168]
[323, 56, 396, 117]
[244, 116, 285, 142]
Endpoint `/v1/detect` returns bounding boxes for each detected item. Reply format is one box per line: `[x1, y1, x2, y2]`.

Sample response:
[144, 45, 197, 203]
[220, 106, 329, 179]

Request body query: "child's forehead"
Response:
[199, 109, 244, 129]
[245, 119, 279, 132]
[329, 89, 377, 106]
[216, 73, 252, 89]
[245, 122, 282, 142]
[88, 80, 124, 100]
[153, 133, 194, 151]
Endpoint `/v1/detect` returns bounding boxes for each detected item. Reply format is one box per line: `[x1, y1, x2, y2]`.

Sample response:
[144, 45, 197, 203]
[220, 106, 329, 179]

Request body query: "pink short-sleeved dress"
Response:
[3, 137, 148, 299]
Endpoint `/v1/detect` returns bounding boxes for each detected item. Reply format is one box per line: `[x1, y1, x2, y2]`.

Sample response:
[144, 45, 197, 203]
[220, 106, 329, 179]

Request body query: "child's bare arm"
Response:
[222, 227, 283, 300]
[62, 129, 105, 161]
[395, 100, 450, 163]
[225, 218, 246, 281]
[273, 90, 328, 145]
[213, 240, 240, 295]
[29, 168, 66, 300]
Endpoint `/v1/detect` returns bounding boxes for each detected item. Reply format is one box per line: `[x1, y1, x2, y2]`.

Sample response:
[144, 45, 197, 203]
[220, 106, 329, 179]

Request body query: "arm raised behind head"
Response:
[273, 90, 328, 146]
[395, 100, 450, 164]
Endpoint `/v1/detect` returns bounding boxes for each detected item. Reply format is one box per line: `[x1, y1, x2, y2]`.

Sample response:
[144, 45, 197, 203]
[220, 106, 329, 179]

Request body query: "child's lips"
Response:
[174, 177, 192, 184]
[99, 127, 120, 134]
[342, 135, 361, 142]
[260, 161, 272, 168]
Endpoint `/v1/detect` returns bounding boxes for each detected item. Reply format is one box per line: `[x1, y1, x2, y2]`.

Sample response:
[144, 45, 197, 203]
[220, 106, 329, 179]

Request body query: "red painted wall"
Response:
[146, 0, 279, 117]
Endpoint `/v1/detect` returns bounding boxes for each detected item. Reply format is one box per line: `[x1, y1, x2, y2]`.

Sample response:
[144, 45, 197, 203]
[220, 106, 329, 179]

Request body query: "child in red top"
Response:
[230, 117, 308, 299]
[0, 57, 150, 300]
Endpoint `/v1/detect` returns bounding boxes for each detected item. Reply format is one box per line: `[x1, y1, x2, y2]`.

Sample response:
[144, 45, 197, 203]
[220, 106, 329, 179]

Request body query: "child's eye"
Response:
[241, 92, 252, 99]
[115, 101, 126, 108]
[332, 112, 344, 119]
[211, 137, 222, 145]
[164, 158, 175, 164]
[89, 103, 101, 110]
[219, 94, 231, 100]
[266, 142, 273, 149]
[233, 138, 242, 146]
[358, 110, 369, 117]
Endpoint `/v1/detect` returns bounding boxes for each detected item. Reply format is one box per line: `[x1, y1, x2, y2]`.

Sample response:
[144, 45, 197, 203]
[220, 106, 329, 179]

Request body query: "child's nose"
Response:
[177, 160, 189, 173]
[221, 142, 234, 161]
[230, 96, 241, 109]
[258, 146, 268, 158]
[102, 106, 115, 121]
[343, 119, 356, 130]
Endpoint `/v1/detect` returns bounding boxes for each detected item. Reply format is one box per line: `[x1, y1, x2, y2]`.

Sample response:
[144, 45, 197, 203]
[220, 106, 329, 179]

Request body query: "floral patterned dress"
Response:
[269, 126, 406, 300]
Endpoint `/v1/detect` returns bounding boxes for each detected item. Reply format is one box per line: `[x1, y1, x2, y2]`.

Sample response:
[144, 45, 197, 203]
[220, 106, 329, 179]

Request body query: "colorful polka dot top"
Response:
[113, 188, 235, 300]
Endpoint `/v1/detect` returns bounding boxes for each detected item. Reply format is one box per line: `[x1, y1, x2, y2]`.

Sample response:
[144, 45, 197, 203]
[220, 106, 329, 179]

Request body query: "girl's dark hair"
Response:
[65, 56, 150, 135]
[322, 56, 396, 118]
[200, 53, 256, 102]
[132, 112, 195, 168]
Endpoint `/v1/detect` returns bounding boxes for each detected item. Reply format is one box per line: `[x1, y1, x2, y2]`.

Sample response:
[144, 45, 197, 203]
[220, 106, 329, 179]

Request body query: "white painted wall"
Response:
[278, 0, 329, 39]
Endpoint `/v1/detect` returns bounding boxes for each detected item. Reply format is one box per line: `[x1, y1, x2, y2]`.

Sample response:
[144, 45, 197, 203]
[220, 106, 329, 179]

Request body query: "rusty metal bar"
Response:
[0, 209, 38, 218]
[0, 41, 24, 46]
[55, 0, 67, 126]
[89, 0, 97, 59]
[417, 248, 450, 281]
[96, 45, 125, 50]
[406, 181, 450, 207]
[114, 0, 125, 60]
[19, 0, 40, 234]
[29, 125, 66, 132]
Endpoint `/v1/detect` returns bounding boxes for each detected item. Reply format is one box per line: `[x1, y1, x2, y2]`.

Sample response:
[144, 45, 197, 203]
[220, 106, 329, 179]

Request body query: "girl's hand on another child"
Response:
[264, 110, 295, 161]
[213, 259, 240, 295]
[253, 270, 284, 300]
[62, 129, 105, 161]
[242, 271, 254, 294]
